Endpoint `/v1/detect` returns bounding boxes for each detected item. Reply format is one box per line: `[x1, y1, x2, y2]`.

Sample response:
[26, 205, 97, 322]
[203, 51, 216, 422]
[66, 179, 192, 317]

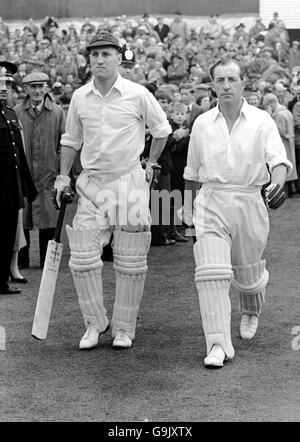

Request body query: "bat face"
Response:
[31, 240, 63, 340]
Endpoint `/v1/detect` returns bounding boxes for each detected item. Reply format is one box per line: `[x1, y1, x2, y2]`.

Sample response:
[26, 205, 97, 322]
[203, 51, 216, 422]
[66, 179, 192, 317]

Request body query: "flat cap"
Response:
[23, 71, 49, 84]
[86, 32, 121, 51]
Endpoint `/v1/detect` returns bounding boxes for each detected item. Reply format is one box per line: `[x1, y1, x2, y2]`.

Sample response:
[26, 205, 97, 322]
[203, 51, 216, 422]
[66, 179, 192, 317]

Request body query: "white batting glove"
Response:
[177, 206, 193, 227]
[53, 175, 71, 208]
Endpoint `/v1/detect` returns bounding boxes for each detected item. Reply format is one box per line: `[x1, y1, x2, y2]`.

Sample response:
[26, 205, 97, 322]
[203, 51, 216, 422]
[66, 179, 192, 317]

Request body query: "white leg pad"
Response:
[111, 230, 151, 340]
[232, 261, 269, 316]
[66, 225, 109, 332]
[194, 236, 234, 358]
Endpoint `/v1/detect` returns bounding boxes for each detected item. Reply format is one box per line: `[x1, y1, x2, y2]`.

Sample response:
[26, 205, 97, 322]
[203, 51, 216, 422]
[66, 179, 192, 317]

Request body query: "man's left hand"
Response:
[264, 183, 287, 209]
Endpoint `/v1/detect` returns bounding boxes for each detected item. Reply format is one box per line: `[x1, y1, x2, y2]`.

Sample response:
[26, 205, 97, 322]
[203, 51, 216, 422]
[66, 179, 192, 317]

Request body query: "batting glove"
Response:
[145, 161, 160, 185]
[264, 183, 287, 209]
[177, 206, 194, 227]
[52, 174, 71, 209]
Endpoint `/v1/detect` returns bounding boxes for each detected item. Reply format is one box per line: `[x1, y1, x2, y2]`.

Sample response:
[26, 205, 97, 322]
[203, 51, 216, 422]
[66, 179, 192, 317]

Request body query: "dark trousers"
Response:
[0, 208, 18, 289]
[294, 147, 300, 193]
[19, 228, 55, 268]
[150, 173, 171, 245]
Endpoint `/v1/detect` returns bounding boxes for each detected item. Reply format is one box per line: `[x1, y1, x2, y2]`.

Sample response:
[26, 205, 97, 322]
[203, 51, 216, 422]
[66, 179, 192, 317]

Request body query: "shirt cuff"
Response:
[60, 133, 82, 151]
[183, 166, 201, 182]
[150, 121, 172, 139]
[268, 159, 293, 177]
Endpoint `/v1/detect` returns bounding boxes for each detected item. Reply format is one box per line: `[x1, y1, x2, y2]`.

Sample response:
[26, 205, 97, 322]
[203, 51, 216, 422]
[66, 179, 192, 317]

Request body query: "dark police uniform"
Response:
[0, 62, 37, 294]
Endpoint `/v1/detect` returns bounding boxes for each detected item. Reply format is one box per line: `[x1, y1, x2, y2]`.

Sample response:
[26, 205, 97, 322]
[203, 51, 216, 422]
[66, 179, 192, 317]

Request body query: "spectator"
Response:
[153, 16, 170, 43]
[166, 53, 188, 86]
[168, 101, 190, 242]
[249, 17, 267, 39]
[246, 91, 262, 107]
[288, 41, 300, 72]
[179, 83, 202, 130]
[169, 11, 188, 41]
[263, 93, 298, 196]
[80, 17, 96, 35]
[14, 71, 66, 269]
[288, 67, 300, 194]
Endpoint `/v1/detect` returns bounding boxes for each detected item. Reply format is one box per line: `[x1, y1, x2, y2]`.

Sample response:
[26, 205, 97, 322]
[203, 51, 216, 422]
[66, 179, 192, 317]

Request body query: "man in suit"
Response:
[0, 61, 37, 295]
[154, 17, 170, 43]
[179, 83, 202, 130]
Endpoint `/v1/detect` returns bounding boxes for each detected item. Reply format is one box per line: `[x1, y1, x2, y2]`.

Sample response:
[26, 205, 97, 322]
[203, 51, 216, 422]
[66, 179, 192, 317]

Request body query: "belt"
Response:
[85, 158, 141, 180]
[202, 183, 261, 193]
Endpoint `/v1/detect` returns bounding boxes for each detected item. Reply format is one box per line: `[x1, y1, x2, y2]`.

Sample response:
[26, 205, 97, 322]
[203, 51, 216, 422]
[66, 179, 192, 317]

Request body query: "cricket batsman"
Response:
[53, 33, 171, 350]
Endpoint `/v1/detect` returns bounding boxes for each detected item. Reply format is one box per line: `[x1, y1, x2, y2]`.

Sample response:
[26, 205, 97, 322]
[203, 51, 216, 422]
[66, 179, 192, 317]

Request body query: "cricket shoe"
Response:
[240, 314, 258, 340]
[204, 344, 227, 368]
[79, 323, 109, 350]
[112, 330, 132, 349]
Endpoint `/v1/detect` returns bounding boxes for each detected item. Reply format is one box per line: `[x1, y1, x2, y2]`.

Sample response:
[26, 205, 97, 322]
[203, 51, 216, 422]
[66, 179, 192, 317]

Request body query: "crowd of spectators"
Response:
[1, 10, 300, 204]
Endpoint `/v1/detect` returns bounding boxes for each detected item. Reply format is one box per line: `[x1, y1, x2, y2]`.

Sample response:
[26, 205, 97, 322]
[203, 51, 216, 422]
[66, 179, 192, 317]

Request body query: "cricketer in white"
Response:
[182, 58, 292, 368]
[54, 33, 171, 350]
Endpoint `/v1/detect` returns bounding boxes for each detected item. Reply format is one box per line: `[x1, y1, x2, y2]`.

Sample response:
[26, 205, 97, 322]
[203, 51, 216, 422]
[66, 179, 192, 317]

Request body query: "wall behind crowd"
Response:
[2, 0, 259, 20]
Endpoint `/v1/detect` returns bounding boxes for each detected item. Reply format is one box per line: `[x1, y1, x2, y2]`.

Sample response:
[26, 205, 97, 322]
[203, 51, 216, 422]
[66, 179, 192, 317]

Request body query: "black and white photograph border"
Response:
[0, 0, 300, 426]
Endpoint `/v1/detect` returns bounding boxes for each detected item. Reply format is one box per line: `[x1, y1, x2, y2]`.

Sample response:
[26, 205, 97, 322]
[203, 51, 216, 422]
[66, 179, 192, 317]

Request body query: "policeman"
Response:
[118, 43, 136, 80]
[0, 61, 37, 295]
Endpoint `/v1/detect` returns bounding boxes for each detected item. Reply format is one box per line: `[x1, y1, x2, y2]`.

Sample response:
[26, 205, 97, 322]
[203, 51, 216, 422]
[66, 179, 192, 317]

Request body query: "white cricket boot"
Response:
[79, 323, 109, 350]
[204, 344, 227, 368]
[112, 330, 132, 349]
[240, 314, 259, 340]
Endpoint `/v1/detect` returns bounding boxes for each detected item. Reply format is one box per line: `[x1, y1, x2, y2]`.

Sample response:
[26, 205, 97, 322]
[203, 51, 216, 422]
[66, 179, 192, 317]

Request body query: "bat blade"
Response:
[31, 239, 63, 340]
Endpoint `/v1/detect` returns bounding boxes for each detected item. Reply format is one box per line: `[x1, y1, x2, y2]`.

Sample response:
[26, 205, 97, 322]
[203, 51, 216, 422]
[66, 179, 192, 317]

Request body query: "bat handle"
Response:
[53, 199, 67, 243]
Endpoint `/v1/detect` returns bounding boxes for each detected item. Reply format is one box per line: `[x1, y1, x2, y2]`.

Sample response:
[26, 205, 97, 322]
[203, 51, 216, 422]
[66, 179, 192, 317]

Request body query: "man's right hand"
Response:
[52, 174, 72, 209]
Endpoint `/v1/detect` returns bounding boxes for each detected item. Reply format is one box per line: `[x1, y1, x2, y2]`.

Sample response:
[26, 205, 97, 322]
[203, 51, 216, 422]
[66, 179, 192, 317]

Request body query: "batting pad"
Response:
[232, 261, 269, 316]
[193, 236, 234, 358]
[111, 229, 151, 340]
[66, 226, 109, 332]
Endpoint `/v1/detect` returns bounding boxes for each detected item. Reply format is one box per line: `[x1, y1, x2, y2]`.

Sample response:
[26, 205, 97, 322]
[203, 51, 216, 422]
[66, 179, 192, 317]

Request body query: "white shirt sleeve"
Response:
[264, 114, 293, 176]
[183, 122, 201, 182]
[140, 88, 172, 139]
[60, 92, 83, 151]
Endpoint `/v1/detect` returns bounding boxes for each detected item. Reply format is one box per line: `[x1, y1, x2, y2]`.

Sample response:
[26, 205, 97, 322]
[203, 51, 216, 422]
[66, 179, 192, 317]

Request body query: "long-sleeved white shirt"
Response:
[61, 74, 171, 176]
[184, 99, 293, 186]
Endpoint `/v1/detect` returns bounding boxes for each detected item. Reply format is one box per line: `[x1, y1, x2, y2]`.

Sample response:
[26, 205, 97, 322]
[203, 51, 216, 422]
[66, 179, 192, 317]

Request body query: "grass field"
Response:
[0, 195, 299, 422]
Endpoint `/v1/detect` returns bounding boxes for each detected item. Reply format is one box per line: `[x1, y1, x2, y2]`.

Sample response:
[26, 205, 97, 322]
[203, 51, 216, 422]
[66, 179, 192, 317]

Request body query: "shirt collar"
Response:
[212, 97, 249, 121]
[86, 73, 125, 97]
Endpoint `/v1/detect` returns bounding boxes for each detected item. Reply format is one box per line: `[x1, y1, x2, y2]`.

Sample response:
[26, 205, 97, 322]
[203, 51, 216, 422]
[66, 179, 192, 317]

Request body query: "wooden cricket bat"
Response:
[31, 188, 72, 340]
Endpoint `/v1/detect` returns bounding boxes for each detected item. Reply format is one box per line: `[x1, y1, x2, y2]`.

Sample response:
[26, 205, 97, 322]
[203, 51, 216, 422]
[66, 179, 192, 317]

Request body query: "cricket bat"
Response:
[31, 188, 72, 340]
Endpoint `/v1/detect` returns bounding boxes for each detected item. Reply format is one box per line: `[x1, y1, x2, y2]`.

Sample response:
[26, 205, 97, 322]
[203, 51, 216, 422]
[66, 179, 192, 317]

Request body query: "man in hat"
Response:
[53, 32, 171, 350]
[117, 43, 136, 81]
[0, 61, 37, 294]
[14, 71, 66, 269]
